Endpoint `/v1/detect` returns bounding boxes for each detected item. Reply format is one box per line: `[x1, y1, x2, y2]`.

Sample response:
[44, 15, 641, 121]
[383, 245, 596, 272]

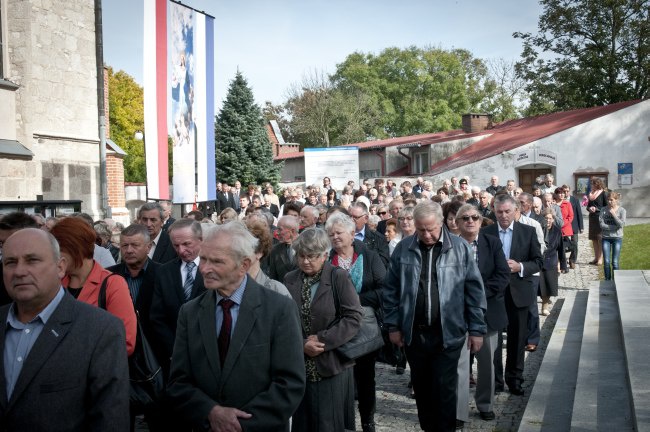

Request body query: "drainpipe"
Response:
[95, 0, 111, 218]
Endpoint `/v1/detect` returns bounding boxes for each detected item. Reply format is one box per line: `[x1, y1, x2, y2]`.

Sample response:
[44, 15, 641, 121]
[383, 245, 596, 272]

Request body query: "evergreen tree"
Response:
[215, 72, 282, 187]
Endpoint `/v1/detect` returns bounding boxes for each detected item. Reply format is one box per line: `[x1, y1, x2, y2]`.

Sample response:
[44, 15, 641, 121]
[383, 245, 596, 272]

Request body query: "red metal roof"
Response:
[427, 99, 643, 175]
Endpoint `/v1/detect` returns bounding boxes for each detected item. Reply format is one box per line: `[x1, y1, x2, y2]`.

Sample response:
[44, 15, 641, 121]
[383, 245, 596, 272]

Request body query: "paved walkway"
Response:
[366, 227, 601, 432]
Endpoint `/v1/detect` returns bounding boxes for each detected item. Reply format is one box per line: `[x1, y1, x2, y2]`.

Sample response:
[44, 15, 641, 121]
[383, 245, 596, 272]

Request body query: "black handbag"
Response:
[98, 274, 164, 412]
[329, 268, 384, 361]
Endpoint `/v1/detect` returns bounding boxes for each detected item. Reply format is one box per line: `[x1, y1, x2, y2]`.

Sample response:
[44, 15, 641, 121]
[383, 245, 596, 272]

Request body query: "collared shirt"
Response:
[180, 257, 200, 288]
[215, 275, 247, 338]
[119, 259, 150, 303]
[4, 287, 65, 399]
[498, 222, 513, 260]
[148, 230, 163, 259]
[355, 226, 366, 242]
[467, 234, 479, 263]
[414, 232, 444, 328]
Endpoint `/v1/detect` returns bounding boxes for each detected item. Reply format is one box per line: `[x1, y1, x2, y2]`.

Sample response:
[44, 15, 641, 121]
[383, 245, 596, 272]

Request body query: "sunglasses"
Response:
[460, 215, 480, 222]
[378, 211, 387, 215]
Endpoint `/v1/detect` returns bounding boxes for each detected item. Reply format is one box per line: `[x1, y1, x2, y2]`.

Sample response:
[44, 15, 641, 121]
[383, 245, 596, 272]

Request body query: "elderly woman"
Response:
[539, 208, 563, 315]
[324, 213, 386, 432]
[397, 206, 416, 239]
[246, 219, 291, 297]
[50, 217, 137, 356]
[284, 228, 362, 432]
[384, 218, 400, 256]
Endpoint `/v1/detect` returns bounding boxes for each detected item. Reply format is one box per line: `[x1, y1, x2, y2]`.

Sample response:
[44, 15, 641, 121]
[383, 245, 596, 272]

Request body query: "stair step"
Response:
[518, 291, 588, 432]
[614, 270, 650, 432]
[571, 280, 634, 431]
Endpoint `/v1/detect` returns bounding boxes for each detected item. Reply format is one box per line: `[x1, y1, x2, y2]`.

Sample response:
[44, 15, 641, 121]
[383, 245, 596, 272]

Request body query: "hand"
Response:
[389, 330, 404, 347]
[304, 334, 325, 357]
[208, 405, 251, 432]
[468, 335, 483, 353]
[507, 259, 521, 274]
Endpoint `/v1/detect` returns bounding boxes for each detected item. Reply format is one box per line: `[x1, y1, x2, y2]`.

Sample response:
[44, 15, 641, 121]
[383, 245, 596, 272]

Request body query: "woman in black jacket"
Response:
[540, 208, 563, 315]
[325, 212, 385, 432]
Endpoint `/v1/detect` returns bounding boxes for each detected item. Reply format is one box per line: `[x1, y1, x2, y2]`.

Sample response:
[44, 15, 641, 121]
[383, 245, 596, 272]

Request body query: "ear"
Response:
[240, 257, 252, 274]
[56, 256, 67, 279]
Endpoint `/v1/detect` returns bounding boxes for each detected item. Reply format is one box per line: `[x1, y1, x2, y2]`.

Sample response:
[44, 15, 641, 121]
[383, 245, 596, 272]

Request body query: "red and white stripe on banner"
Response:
[143, 0, 169, 200]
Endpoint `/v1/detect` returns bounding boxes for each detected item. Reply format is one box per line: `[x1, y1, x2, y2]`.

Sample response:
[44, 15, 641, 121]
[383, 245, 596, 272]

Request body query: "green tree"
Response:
[107, 67, 145, 182]
[514, 0, 649, 114]
[215, 72, 282, 186]
[332, 46, 497, 136]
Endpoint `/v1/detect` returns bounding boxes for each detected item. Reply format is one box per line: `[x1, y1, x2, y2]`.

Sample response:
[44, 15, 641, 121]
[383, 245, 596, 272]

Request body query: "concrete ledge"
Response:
[518, 292, 588, 432]
[571, 281, 634, 431]
[615, 270, 650, 432]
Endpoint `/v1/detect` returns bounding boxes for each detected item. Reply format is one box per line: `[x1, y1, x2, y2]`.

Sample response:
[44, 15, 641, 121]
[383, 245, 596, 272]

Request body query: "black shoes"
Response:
[362, 423, 376, 432]
[479, 411, 496, 420]
[395, 366, 405, 375]
[455, 420, 464, 430]
[508, 384, 524, 396]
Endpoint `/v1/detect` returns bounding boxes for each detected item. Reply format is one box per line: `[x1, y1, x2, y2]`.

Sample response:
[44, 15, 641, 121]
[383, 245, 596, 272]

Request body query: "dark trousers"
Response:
[568, 233, 579, 264]
[354, 350, 378, 424]
[527, 277, 541, 345]
[405, 328, 462, 432]
[504, 293, 529, 387]
[494, 330, 504, 390]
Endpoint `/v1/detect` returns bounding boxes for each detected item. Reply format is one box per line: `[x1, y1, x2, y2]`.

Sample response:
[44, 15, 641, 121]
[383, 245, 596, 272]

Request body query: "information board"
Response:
[304, 147, 359, 191]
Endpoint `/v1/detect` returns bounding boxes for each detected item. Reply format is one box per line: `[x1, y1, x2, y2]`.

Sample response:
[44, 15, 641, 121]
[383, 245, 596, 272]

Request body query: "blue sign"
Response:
[618, 163, 633, 175]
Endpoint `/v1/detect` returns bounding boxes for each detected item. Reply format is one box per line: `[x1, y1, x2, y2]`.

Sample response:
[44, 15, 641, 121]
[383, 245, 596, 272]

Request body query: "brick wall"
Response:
[107, 154, 125, 208]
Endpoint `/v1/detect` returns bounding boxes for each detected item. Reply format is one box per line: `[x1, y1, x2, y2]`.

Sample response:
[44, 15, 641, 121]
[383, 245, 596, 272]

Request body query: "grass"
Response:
[620, 223, 650, 270]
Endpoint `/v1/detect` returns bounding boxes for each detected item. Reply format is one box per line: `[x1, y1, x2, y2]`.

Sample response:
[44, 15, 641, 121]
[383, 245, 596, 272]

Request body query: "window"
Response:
[413, 151, 429, 175]
[360, 169, 380, 179]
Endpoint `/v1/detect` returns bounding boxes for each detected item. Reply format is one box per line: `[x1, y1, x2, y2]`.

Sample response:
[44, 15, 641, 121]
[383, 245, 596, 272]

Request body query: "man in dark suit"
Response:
[160, 200, 176, 233]
[485, 175, 505, 196]
[0, 212, 39, 306]
[0, 228, 129, 430]
[483, 194, 542, 396]
[150, 219, 205, 375]
[167, 221, 305, 431]
[216, 182, 236, 214]
[456, 205, 510, 423]
[106, 224, 159, 350]
[563, 184, 584, 268]
[268, 215, 299, 283]
[348, 202, 390, 266]
[139, 202, 178, 264]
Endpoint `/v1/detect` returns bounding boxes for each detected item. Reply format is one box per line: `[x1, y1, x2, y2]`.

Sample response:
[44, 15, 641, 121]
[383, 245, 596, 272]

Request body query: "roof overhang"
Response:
[0, 139, 34, 160]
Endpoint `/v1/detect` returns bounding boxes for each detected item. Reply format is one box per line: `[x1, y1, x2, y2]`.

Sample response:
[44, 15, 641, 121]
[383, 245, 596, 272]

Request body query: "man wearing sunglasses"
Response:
[455, 205, 509, 425]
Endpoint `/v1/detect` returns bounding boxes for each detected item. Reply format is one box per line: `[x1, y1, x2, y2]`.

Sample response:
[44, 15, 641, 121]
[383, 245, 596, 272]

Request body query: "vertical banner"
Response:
[143, 0, 169, 200]
[169, 1, 215, 204]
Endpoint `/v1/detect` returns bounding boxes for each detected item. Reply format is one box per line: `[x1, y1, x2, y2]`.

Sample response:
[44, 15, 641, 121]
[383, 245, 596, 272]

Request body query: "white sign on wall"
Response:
[514, 148, 557, 167]
[304, 147, 360, 191]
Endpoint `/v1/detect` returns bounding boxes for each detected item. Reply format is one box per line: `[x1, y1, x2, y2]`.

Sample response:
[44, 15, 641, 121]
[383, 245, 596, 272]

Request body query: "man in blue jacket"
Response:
[383, 201, 486, 432]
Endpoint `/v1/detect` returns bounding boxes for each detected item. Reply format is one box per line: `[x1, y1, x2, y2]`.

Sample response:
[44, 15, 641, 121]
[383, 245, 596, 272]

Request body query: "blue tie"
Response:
[183, 261, 196, 301]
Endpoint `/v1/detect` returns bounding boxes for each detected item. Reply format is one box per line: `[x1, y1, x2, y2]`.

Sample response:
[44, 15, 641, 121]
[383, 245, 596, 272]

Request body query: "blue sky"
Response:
[103, 0, 543, 110]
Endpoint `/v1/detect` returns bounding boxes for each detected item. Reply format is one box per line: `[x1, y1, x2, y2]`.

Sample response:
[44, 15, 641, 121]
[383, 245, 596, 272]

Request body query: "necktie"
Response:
[218, 299, 235, 366]
[183, 261, 196, 300]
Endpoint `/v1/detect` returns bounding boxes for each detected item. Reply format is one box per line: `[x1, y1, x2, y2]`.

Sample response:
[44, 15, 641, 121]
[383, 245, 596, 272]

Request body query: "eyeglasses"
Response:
[398, 216, 414, 222]
[298, 254, 322, 263]
[459, 215, 481, 222]
[350, 214, 367, 221]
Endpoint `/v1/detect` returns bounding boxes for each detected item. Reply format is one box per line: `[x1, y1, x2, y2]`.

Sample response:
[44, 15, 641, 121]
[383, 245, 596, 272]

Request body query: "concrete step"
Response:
[570, 280, 634, 431]
[614, 270, 650, 432]
[518, 291, 588, 432]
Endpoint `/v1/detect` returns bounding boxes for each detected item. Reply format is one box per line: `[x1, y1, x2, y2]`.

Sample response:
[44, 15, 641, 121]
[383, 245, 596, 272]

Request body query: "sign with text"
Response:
[304, 147, 359, 191]
[514, 148, 557, 167]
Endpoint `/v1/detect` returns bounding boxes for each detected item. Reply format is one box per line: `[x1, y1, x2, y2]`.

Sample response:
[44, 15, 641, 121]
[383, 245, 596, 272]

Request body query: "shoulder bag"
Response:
[98, 274, 164, 413]
[329, 268, 384, 361]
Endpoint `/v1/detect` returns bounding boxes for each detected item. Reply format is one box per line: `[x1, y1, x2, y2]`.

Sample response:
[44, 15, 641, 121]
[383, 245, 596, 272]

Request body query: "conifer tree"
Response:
[215, 72, 282, 186]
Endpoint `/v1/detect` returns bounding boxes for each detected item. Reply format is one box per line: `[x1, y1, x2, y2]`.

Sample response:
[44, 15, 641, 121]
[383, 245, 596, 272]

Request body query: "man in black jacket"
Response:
[348, 202, 390, 266]
[138, 202, 178, 264]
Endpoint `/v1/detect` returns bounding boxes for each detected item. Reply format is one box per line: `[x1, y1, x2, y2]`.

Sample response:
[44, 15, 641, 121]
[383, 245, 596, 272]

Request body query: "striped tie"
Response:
[183, 261, 196, 301]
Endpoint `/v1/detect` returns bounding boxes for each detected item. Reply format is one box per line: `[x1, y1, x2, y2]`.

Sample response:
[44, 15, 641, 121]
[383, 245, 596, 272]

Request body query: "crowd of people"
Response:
[0, 172, 626, 432]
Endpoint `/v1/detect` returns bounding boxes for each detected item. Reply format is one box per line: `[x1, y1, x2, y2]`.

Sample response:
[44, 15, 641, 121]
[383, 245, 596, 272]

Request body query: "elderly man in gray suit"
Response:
[167, 221, 306, 432]
[0, 228, 129, 431]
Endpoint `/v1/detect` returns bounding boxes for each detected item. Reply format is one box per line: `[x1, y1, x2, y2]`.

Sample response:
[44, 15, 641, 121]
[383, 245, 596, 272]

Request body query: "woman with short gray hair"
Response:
[284, 228, 362, 432]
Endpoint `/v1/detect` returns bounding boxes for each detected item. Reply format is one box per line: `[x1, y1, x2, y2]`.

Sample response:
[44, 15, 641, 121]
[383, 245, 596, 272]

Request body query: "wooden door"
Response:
[519, 168, 551, 193]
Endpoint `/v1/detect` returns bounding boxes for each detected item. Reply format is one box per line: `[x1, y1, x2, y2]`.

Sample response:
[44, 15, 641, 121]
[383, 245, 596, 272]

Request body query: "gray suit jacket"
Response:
[166, 277, 306, 431]
[0, 292, 129, 431]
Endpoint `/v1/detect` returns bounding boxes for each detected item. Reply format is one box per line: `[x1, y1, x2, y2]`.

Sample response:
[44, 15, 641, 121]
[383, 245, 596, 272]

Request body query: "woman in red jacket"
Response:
[554, 187, 574, 273]
[51, 217, 136, 356]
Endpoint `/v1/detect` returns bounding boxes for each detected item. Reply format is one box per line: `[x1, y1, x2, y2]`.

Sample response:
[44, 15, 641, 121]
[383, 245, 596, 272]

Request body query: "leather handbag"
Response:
[329, 268, 384, 361]
[98, 274, 164, 412]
